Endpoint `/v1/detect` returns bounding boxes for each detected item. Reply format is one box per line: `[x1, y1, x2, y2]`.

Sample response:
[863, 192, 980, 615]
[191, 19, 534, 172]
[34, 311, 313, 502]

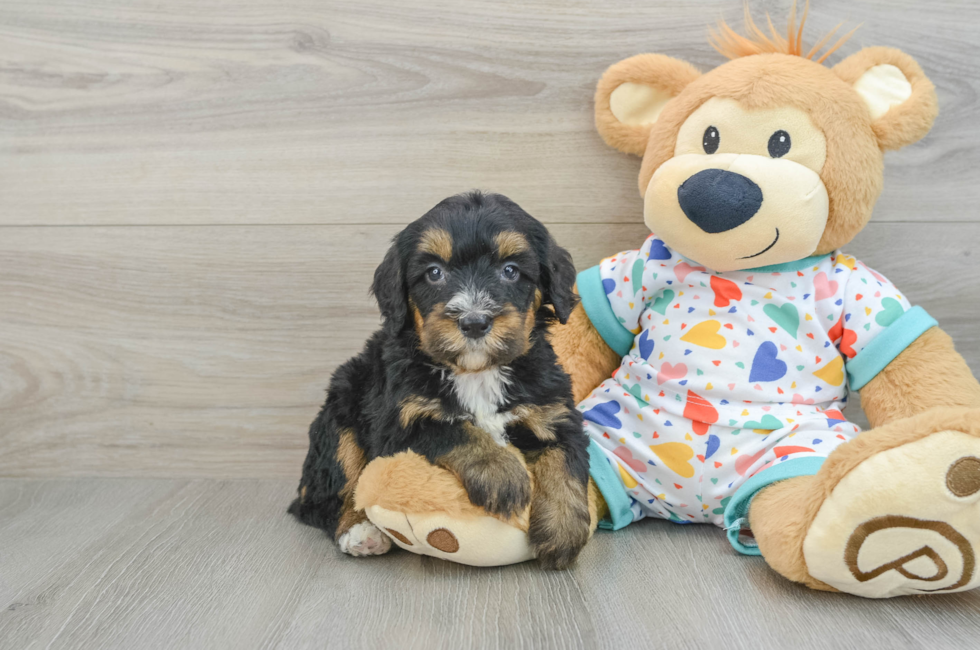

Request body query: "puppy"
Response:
[289, 191, 592, 569]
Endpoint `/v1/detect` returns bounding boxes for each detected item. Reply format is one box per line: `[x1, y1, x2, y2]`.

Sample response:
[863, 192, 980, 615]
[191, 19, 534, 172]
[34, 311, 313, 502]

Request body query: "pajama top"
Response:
[576, 234, 937, 543]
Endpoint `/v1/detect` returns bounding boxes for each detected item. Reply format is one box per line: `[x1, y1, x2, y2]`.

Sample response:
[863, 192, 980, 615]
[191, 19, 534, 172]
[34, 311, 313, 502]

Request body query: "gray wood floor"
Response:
[3, 0, 980, 647]
[1, 479, 978, 650]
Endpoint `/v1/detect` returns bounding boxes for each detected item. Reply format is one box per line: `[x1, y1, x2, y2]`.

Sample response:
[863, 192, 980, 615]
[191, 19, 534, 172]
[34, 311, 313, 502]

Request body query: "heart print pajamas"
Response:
[576, 234, 937, 553]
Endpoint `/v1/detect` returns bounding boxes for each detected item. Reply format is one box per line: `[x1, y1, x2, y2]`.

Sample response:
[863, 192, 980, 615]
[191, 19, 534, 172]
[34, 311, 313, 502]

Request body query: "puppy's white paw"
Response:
[338, 521, 392, 557]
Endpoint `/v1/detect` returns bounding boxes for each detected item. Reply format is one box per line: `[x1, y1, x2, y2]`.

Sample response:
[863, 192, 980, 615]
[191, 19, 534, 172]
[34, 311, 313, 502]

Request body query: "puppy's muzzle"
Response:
[459, 313, 492, 339]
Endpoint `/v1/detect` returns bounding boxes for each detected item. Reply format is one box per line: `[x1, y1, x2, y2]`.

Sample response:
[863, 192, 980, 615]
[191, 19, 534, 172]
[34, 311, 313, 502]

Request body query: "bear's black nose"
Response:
[677, 169, 763, 234]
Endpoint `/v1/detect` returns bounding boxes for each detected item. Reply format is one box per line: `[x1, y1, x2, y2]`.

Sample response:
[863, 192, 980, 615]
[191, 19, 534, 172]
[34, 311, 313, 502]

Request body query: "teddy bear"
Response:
[353, 8, 980, 598]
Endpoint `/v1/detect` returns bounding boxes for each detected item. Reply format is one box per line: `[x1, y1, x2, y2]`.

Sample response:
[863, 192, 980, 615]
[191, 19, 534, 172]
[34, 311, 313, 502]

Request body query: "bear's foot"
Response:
[364, 505, 534, 567]
[803, 427, 980, 597]
[354, 450, 535, 567]
[750, 408, 980, 598]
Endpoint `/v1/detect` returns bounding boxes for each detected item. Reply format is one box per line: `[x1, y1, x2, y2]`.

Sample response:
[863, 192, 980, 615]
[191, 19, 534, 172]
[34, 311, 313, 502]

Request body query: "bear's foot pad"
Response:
[366, 505, 534, 567]
[804, 430, 980, 597]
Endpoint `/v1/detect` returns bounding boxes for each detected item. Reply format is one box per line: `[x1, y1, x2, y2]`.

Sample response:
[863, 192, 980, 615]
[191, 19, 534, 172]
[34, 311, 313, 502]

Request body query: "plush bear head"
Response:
[594, 8, 938, 272]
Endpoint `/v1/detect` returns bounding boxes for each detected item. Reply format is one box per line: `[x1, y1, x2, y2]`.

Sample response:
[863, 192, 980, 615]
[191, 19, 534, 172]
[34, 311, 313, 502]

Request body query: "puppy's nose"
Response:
[677, 169, 763, 234]
[459, 313, 492, 339]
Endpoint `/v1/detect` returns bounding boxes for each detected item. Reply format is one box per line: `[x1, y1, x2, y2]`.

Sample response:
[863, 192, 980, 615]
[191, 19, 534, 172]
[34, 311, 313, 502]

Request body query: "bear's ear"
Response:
[833, 46, 938, 151]
[595, 54, 701, 156]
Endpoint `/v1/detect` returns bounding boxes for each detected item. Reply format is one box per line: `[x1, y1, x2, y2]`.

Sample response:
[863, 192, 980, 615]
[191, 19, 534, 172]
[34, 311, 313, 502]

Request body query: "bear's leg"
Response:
[747, 474, 830, 590]
[354, 450, 604, 567]
[744, 407, 980, 597]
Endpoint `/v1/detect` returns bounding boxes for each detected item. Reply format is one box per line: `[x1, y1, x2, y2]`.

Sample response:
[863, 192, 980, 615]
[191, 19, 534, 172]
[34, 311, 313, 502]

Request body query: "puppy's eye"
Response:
[425, 265, 445, 284]
[501, 264, 520, 282]
[768, 130, 791, 158]
[702, 126, 719, 154]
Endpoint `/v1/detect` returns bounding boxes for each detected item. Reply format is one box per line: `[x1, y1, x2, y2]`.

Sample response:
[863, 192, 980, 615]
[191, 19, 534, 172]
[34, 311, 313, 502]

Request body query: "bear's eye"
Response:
[702, 126, 720, 154]
[768, 130, 791, 158]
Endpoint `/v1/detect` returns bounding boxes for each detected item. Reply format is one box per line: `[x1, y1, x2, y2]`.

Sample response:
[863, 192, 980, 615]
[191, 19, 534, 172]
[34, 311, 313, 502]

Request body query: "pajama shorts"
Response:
[582, 396, 861, 553]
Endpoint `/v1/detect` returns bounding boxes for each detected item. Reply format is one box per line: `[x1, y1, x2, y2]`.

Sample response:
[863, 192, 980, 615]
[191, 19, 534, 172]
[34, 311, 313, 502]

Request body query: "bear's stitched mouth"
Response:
[738, 228, 780, 260]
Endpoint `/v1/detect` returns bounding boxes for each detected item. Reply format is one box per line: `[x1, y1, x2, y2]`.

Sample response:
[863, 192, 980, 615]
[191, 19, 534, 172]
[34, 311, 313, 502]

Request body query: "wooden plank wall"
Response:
[2, 0, 979, 477]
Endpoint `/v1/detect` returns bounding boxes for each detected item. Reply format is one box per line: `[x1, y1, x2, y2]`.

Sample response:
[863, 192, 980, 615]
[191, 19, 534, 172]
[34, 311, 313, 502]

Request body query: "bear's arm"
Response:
[858, 326, 980, 428]
[549, 289, 622, 404]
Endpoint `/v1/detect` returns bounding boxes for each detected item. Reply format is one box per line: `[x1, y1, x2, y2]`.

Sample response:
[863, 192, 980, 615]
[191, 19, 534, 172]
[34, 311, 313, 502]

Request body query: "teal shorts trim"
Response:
[724, 456, 827, 555]
[588, 439, 634, 531]
[576, 266, 635, 358]
[846, 305, 936, 390]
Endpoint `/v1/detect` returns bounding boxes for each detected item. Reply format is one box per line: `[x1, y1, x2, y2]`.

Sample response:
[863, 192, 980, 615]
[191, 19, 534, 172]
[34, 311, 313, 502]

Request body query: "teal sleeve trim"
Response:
[846, 306, 937, 391]
[576, 266, 635, 358]
[588, 439, 634, 531]
[724, 456, 826, 555]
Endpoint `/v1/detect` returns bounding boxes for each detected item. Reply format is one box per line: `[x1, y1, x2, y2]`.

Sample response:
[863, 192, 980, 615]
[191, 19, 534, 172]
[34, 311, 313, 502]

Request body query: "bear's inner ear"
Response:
[853, 64, 913, 121]
[609, 82, 676, 127]
[595, 53, 701, 157]
[833, 46, 938, 151]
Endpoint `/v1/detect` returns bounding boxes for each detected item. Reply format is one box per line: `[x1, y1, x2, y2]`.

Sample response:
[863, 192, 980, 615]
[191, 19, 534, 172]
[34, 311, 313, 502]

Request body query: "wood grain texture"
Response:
[3, 1, 980, 645]
[1, 0, 979, 226]
[0, 478, 978, 650]
[2, 0, 979, 478]
[1, 222, 978, 477]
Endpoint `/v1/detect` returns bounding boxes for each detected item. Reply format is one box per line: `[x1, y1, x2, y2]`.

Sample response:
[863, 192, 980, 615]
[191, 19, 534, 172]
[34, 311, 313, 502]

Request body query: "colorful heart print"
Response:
[734, 448, 768, 476]
[680, 320, 726, 349]
[743, 414, 783, 430]
[683, 390, 718, 436]
[772, 445, 815, 458]
[613, 446, 647, 473]
[709, 275, 742, 307]
[749, 341, 787, 382]
[648, 238, 672, 260]
[704, 434, 720, 460]
[649, 442, 695, 478]
[651, 289, 675, 315]
[623, 383, 649, 408]
[674, 261, 706, 282]
[637, 328, 655, 360]
[582, 400, 622, 428]
[763, 303, 799, 339]
[812, 356, 844, 386]
[630, 258, 644, 296]
[656, 361, 687, 385]
[875, 297, 905, 327]
[828, 314, 857, 358]
[813, 271, 839, 301]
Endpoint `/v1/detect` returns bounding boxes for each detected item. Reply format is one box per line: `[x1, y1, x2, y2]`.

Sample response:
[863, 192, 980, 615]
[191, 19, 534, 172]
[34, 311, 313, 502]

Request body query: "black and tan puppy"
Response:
[289, 192, 591, 569]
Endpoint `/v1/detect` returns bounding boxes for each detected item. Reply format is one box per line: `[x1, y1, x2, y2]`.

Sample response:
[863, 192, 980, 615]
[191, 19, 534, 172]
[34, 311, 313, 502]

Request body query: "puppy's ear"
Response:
[371, 242, 408, 335]
[541, 237, 578, 324]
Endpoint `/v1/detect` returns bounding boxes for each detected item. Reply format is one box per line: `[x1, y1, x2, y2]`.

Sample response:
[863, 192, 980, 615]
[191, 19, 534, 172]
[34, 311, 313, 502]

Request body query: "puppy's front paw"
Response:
[337, 521, 393, 557]
[459, 452, 532, 518]
[529, 492, 591, 570]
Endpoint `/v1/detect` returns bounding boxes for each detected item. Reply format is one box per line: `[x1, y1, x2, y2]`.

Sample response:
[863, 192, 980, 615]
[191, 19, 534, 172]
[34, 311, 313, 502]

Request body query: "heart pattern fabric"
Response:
[577, 233, 917, 529]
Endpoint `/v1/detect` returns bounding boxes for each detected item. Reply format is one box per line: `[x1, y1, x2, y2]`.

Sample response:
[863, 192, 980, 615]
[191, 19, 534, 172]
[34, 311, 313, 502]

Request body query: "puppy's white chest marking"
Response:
[451, 368, 514, 446]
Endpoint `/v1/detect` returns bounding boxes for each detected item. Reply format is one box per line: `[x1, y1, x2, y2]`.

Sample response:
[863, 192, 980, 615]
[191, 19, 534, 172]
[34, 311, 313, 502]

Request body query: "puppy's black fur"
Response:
[289, 192, 591, 569]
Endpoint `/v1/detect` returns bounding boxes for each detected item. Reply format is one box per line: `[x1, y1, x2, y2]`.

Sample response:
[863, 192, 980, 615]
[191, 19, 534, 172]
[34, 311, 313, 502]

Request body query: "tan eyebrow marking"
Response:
[495, 231, 530, 258]
[418, 228, 453, 262]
